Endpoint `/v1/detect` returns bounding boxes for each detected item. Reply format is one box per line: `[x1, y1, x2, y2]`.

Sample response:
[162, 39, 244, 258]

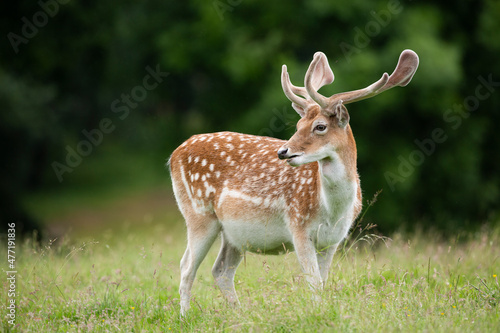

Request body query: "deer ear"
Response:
[292, 103, 306, 118]
[335, 101, 349, 128]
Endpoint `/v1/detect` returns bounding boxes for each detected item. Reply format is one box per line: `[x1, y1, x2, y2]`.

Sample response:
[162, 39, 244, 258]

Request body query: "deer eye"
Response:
[314, 124, 327, 132]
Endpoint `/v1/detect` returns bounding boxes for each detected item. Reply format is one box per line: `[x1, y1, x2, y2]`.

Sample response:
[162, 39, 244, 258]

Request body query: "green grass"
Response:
[2, 210, 499, 332]
[10, 141, 497, 331]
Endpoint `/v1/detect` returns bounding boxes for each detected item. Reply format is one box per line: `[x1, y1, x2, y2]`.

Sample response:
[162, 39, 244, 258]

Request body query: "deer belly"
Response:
[215, 188, 294, 254]
[220, 217, 294, 254]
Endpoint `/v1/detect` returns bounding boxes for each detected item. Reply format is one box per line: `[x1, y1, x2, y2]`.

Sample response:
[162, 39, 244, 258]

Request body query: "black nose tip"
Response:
[277, 148, 288, 160]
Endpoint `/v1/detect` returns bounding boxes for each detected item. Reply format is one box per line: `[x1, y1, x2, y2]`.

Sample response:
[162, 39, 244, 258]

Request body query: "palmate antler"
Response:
[282, 50, 420, 114]
[281, 52, 334, 116]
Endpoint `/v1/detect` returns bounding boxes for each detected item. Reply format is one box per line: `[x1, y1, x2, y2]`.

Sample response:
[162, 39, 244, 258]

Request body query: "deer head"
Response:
[278, 50, 419, 167]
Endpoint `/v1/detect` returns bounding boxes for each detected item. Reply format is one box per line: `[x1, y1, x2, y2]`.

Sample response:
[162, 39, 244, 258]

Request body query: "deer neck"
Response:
[317, 128, 358, 214]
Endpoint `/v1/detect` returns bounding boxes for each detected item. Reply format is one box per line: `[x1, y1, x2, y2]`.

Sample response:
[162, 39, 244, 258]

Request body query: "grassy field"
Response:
[2, 186, 499, 332]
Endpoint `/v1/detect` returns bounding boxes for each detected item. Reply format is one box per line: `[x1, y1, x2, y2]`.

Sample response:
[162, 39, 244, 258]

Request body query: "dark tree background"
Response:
[1, 0, 499, 235]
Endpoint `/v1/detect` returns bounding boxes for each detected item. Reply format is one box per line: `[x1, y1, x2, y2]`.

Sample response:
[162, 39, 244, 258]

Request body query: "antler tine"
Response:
[383, 49, 419, 88]
[281, 65, 308, 109]
[305, 52, 330, 108]
[328, 49, 419, 105]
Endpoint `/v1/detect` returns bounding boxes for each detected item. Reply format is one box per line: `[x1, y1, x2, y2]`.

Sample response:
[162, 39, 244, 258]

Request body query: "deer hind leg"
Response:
[179, 214, 220, 316]
[212, 232, 243, 307]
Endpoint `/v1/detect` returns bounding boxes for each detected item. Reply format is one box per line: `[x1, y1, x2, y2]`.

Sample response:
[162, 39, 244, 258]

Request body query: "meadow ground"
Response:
[2, 185, 499, 332]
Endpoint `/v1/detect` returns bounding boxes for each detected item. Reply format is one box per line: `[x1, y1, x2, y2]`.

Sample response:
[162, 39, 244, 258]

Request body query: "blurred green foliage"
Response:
[1, 0, 499, 234]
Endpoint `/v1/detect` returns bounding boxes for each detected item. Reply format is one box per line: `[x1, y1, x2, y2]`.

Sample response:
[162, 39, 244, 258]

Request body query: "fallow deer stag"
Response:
[169, 49, 419, 315]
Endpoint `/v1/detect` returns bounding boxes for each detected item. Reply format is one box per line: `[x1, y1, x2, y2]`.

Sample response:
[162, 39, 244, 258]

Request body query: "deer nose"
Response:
[277, 148, 289, 160]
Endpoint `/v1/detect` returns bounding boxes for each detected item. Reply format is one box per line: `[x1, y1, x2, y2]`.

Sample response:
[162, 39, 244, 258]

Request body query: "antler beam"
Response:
[328, 49, 419, 105]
